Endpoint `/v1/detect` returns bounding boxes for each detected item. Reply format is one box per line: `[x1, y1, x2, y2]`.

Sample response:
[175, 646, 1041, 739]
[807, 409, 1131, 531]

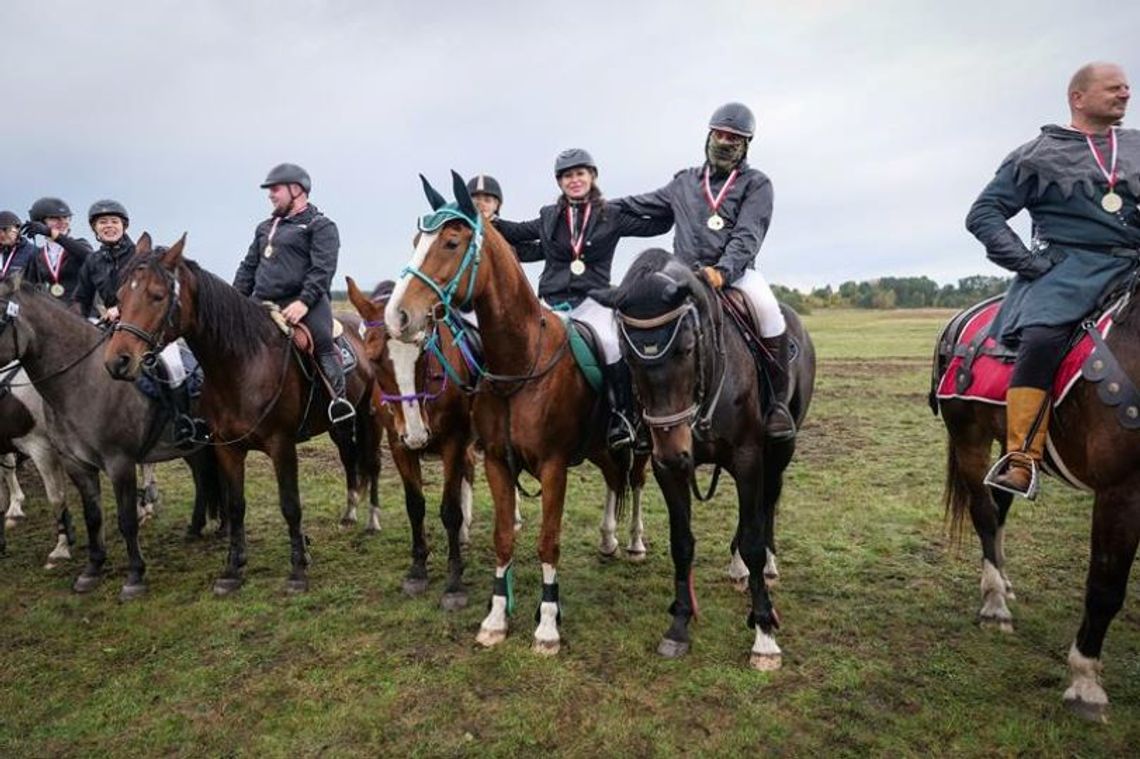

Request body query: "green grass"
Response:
[1, 308, 1138, 756]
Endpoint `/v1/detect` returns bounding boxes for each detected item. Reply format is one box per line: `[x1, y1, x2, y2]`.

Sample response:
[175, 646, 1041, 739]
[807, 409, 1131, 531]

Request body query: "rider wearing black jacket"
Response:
[22, 197, 92, 300]
[72, 200, 136, 319]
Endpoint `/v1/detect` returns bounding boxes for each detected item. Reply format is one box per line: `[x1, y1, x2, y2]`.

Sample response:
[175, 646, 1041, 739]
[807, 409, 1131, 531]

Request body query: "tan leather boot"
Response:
[990, 387, 1050, 497]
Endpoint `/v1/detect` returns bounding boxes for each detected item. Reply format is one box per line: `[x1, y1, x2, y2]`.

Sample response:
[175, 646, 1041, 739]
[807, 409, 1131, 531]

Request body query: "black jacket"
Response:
[71, 236, 136, 318]
[615, 162, 773, 283]
[496, 200, 670, 307]
[233, 205, 339, 307]
[23, 234, 92, 300]
[0, 237, 36, 278]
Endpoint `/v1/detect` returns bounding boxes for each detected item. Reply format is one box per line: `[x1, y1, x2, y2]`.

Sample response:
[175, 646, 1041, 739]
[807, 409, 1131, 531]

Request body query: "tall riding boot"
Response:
[990, 387, 1050, 498]
[759, 333, 796, 441]
[602, 362, 638, 450]
[162, 381, 207, 449]
[317, 351, 356, 425]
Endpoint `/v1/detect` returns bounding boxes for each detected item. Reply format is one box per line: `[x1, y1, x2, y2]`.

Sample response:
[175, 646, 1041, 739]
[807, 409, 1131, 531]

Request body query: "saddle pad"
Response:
[935, 302, 1114, 406]
[554, 313, 604, 393]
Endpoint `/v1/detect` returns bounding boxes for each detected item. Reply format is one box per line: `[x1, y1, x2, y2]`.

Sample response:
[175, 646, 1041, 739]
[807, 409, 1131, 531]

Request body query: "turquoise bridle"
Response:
[401, 204, 484, 314]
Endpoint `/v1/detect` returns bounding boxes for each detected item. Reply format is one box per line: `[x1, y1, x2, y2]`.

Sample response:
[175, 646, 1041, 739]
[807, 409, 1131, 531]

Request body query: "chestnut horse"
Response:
[592, 249, 815, 669]
[104, 235, 381, 595]
[936, 286, 1140, 721]
[386, 172, 648, 654]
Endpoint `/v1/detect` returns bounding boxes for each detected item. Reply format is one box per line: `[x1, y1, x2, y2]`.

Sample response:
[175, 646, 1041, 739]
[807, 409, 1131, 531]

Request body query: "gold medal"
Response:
[707, 214, 725, 231]
[570, 259, 586, 276]
[49, 283, 65, 297]
[264, 244, 274, 258]
[1102, 191, 1124, 213]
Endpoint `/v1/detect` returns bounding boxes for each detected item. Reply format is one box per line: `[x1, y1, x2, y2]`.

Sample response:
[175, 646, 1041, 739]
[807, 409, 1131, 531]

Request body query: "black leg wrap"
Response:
[668, 579, 693, 619]
[535, 582, 562, 625]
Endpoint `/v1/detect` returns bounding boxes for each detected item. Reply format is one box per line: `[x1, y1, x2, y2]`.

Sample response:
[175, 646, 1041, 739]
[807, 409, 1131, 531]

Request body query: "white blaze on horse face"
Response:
[388, 339, 430, 449]
[386, 230, 438, 341]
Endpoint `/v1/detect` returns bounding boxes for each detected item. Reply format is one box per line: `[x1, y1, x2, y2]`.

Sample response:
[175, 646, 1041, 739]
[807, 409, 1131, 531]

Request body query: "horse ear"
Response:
[345, 276, 376, 317]
[452, 170, 478, 221]
[161, 233, 186, 270]
[136, 232, 153, 255]
[589, 286, 622, 310]
[662, 280, 691, 304]
[420, 174, 447, 210]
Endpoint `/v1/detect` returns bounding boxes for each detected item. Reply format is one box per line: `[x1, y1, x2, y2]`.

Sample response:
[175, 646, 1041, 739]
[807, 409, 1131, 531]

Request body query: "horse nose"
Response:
[105, 353, 132, 379]
[397, 309, 410, 332]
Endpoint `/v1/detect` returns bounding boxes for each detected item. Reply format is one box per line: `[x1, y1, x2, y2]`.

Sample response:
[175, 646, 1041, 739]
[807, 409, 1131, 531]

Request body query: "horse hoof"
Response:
[476, 628, 507, 648]
[731, 576, 750, 593]
[657, 638, 689, 659]
[440, 592, 469, 612]
[402, 577, 429, 597]
[338, 518, 357, 531]
[979, 615, 1014, 634]
[118, 583, 148, 602]
[624, 549, 647, 563]
[1064, 695, 1108, 723]
[213, 577, 244, 596]
[285, 577, 309, 594]
[364, 524, 380, 535]
[532, 638, 561, 656]
[750, 652, 782, 671]
[73, 573, 103, 593]
[764, 575, 780, 590]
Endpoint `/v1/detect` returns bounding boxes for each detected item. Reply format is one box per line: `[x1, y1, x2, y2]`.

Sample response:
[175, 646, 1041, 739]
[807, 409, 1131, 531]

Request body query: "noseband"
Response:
[113, 263, 182, 362]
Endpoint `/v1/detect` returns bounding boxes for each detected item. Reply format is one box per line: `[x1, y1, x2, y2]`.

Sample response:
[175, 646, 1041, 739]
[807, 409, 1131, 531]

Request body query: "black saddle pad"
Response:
[335, 334, 359, 374]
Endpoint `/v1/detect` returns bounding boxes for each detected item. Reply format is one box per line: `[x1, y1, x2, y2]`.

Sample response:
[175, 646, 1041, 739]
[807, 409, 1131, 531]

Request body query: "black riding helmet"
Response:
[28, 197, 71, 222]
[708, 102, 756, 139]
[88, 199, 130, 228]
[0, 211, 21, 229]
[260, 163, 312, 194]
[554, 148, 597, 178]
[466, 174, 503, 203]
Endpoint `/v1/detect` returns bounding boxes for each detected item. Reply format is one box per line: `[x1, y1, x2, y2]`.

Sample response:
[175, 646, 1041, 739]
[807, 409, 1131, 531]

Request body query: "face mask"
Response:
[706, 134, 747, 173]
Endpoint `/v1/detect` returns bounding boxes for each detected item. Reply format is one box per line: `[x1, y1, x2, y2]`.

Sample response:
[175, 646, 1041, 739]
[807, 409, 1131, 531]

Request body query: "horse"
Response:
[0, 275, 223, 600]
[0, 366, 73, 565]
[104, 234, 381, 595]
[386, 172, 649, 654]
[935, 287, 1140, 721]
[591, 248, 815, 669]
[347, 276, 477, 609]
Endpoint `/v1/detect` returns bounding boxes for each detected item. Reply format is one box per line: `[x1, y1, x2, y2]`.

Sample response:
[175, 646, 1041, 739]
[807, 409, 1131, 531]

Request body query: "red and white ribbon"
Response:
[703, 166, 739, 214]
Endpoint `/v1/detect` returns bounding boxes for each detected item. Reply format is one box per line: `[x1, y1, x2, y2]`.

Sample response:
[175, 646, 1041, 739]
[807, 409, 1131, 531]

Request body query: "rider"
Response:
[71, 200, 135, 320]
[21, 197, 92, 300]
[966, 62, 1138, 498]
[467, 174, 503, 220]
[615, 102, 797, 441]
[0, 211, 35, 279]
[495, 149, 671, 449]
[233, 163, 355, 425]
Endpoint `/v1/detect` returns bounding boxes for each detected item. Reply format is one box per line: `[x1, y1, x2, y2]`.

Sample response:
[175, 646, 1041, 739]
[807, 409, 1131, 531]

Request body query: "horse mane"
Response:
[181, 259, 282, 356]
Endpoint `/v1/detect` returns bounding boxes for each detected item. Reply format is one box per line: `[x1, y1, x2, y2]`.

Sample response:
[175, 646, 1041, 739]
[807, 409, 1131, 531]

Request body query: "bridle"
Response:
[0, 292, 113, 386]
[112, 261, 182, 366]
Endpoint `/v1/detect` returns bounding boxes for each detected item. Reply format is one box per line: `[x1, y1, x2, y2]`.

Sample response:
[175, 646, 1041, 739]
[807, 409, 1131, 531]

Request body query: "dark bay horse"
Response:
[347, 276, 476, 609]
[937, 290, 1140, 721]
[386, 172, 648, 654]
[0, 276, 222, 600]
[104, 235, 381, 595]
[592, 249, 815, 669]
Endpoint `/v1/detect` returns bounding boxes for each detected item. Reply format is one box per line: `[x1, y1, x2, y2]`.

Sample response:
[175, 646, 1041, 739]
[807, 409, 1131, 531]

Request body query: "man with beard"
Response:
[615, 102, 795, 440]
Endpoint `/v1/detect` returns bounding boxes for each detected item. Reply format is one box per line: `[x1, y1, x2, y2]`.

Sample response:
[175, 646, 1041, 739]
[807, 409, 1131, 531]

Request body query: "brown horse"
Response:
[936, 291, 1140, 721]
[386, 172, 648, 653]
[104, 235, 381, 595]
[347, 276, 476, 610]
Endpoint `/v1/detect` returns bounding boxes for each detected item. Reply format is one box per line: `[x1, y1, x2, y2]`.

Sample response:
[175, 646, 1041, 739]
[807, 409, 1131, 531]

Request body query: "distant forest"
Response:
[331, 274, 1011, 313]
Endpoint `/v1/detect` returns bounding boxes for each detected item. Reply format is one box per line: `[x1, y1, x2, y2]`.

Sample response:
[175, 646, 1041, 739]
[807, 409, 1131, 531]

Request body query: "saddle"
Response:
[262, 302, 358, 374]
[549, 312, 604, 393]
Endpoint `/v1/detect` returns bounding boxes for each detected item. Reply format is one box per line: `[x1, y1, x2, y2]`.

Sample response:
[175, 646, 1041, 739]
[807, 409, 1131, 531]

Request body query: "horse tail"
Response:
[943, 437, 971, 545]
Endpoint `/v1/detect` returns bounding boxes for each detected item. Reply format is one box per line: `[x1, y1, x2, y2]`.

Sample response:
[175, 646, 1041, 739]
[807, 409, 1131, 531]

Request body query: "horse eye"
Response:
[444, 239, 460, 251]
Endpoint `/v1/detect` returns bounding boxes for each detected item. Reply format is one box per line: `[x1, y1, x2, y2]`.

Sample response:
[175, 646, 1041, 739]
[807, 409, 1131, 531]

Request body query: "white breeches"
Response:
[554, 297, 622, 365]
[733, 269, 786, 338]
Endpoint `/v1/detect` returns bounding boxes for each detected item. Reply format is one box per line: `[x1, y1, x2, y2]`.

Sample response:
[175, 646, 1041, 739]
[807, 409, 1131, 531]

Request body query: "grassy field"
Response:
[2, 308, 1138, 756]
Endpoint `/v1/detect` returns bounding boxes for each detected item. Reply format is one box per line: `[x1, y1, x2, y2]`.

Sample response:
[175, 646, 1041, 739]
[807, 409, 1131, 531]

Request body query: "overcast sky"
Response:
[5, 1, 1138, 291]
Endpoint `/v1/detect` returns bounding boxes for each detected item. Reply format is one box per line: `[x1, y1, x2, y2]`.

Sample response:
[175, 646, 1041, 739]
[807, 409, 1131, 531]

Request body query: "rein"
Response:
[0, 296, 113, 387]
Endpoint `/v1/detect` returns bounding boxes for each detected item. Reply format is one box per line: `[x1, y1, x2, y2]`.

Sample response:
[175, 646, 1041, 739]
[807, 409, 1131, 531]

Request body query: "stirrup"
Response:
[764, 404, 797, 441]
[608, 412, 636, 450]
[328, 398, 356, 425]
[174, 415, 210, 448]
[984, 452, 1040, 500]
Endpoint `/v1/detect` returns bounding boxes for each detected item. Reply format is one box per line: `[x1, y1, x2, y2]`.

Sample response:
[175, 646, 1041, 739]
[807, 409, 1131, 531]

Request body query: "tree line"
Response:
[770, 275, 1010, 313]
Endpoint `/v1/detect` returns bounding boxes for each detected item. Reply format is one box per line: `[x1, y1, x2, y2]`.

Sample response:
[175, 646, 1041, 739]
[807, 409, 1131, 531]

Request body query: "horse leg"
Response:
[728, 529, 750, 592]
[533, 460, 569, 655]
[438, 439, 469, 611]
[363, 414, 383, 534]
[392, 444, 429, 596]
[993, 488, 1015, 599]
[741, 454, 781, 670]
[35, 445, 74, 567]
[213, 449, 248, 595]
[111, 461, 147, 601]
[269, 440, 309, 593]
[67, 461, 107, 594]
[653, 459, 697, 659]
[762, 455, 783, 588]
[625, 485, 647, 561]
[137, 463, 160, 524]
[599, 488, 619, 558]
[334, 427, 364, 530]
[476, 453, 518, 648]
[1062, 486, 1140, 722]
[3, 455, 26, 522]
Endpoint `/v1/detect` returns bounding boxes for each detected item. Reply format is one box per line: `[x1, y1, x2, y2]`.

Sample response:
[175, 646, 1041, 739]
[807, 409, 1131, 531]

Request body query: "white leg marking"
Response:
[764, 548, 779, 580]
[45, 533, 72, 567]
[750, 625, 782, 671]
[477, 564, 511, 647]
[514, 489, 523, 532]
[459, 477, 473, 546]
[728, 548, 750, 587]
[599, 489, 618, 556]
[533, 563, 560, 655]
[626, 486, 646, 559]
[3, 457, 26, 519]
[979, 559, 1013, 632]
[1063, 642, 1108, 718]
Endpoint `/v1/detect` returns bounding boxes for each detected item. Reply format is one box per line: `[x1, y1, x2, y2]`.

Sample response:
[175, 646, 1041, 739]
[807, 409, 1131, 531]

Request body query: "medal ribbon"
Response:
[703, 166, 739, 214]
[0, 246, 15, 278]
[565, 202, 592, 259]
[1084, 128, 1119, 192]
[264, 218, 282, 255]
[41, 242, 65, 284]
